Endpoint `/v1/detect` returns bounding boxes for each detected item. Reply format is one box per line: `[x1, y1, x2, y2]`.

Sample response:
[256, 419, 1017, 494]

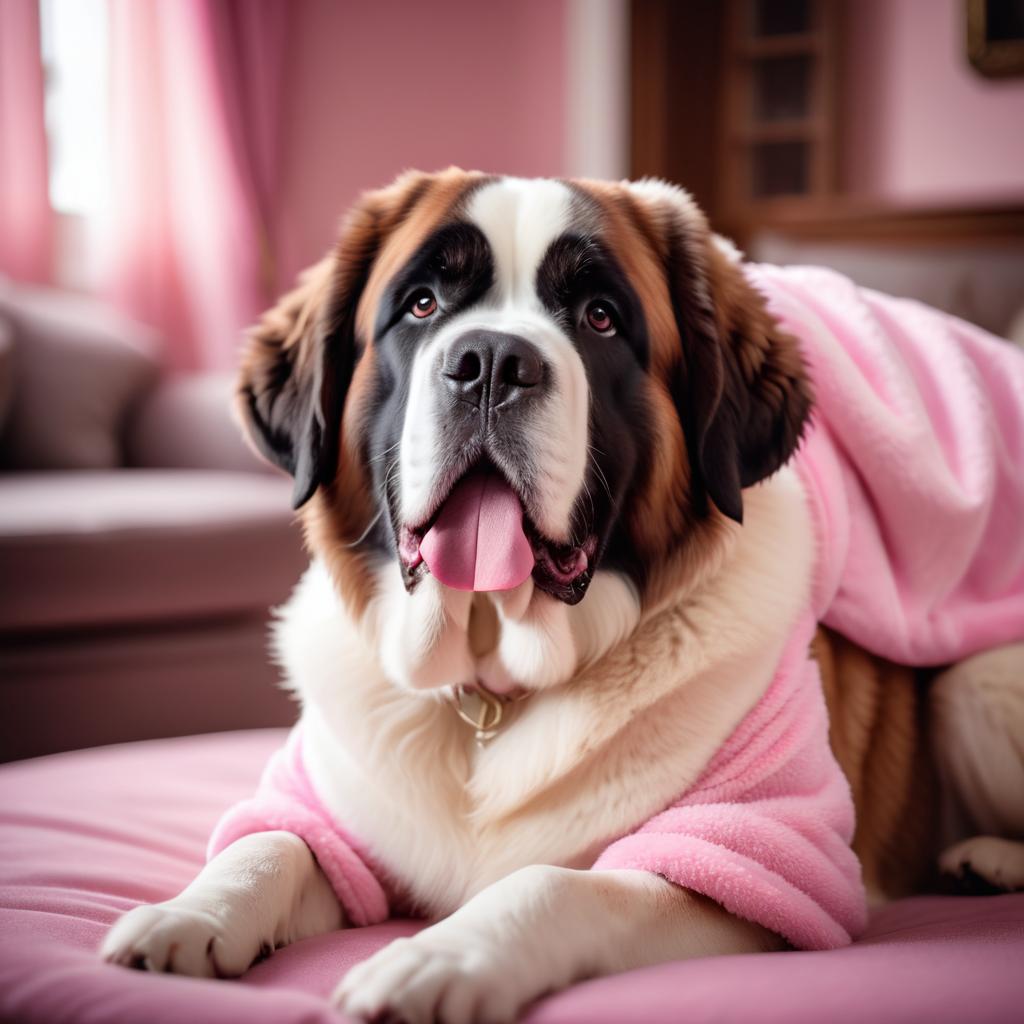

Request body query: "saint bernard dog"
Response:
[103, 169, 1024, 1022]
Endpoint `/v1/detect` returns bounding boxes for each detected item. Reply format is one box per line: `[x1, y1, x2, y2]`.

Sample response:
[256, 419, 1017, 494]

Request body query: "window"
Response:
[39, 0, 109, 218]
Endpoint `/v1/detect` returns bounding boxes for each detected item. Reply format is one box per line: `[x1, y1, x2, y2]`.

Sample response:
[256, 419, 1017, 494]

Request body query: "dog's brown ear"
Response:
[236, 187, 399, 509]
[679, 240, 811, 523]
[238, 255, 342, 508]
[631, 181, 811, 523]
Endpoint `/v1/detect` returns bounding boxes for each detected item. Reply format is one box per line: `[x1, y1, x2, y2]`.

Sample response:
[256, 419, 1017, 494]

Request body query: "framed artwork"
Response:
[967, 0, 1024, 77]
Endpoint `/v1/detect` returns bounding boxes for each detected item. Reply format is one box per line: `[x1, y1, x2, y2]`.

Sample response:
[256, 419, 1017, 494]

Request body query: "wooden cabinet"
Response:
[631, 0, 839, 240]
[630, 0, 1022, 247]
[721, 0, 840, 224]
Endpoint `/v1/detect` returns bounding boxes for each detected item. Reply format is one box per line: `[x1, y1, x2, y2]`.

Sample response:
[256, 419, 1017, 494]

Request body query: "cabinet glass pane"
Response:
[750, 141, 809, 197]
[752, 0, 811, 37]
[987, 0, 1024, 40]
[752, 55, 812, 121]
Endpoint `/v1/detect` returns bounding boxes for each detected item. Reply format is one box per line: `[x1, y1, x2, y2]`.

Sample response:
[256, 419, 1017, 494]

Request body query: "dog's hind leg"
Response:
[939, 836, 1024, 891]
[931, 642, 1024, 891]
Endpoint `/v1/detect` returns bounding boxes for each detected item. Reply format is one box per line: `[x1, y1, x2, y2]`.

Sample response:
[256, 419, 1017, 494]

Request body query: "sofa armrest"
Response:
[125, 373, 276, 474]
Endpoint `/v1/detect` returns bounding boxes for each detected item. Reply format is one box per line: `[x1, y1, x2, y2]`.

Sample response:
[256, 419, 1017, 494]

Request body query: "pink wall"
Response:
[844, 0, 1024, 205]
[274, 0, 569, 288]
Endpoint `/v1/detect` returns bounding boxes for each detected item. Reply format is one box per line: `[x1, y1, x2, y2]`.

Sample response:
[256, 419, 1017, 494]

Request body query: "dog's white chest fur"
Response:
[274, 469, 814, 917]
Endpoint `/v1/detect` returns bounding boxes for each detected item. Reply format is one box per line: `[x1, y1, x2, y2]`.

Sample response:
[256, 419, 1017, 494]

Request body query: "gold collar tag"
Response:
[451, 685, 505, 747]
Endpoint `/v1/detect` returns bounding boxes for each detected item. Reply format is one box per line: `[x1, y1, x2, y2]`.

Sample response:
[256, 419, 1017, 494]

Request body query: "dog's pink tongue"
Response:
[420, 474, 534, 592]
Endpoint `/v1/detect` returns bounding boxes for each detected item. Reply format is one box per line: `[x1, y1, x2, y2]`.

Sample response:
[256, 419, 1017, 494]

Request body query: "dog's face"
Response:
[239, 170, 809, 692]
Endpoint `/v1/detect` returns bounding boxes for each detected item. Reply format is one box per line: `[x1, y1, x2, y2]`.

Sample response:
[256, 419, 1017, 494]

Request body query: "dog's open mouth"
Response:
[398, 463, 594, 603]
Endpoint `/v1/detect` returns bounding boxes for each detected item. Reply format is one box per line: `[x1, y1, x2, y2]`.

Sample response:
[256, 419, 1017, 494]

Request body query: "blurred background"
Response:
[0, 0, 1022, 761]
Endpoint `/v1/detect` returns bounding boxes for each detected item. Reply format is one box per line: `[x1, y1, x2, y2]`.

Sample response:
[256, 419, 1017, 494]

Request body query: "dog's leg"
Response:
[932, 642, 1024, 891]
[101, 831, 342, 977]
[334, 865, 781, 1024]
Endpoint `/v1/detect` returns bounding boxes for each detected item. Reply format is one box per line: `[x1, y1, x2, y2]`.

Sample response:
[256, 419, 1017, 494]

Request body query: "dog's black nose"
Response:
[442, 331, 544, 411]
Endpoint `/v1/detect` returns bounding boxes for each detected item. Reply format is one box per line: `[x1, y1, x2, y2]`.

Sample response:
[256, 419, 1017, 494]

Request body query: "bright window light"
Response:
[39, 0, 109, 217]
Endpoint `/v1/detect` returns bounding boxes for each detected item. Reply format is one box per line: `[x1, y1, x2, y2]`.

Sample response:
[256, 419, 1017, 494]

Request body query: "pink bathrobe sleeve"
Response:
[207, 728, 390, 927]
[593, 610, 867, 951]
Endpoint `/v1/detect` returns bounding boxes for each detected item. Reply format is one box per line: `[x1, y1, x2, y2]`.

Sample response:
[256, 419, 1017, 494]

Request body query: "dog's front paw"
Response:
[334, 933, 535, 1024]
[101, 901, 262, 978]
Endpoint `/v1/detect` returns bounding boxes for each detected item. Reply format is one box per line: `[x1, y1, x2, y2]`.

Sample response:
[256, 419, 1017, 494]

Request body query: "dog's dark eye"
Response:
[585, 302, 616, 336]
[410, 290, 438, 319]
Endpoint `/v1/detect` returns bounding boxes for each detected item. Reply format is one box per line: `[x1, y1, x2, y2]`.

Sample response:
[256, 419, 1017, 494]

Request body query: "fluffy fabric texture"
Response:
[755, 264, 1024, 660]
[593, 611, 865, 950]
[210, 265, 1024, 951]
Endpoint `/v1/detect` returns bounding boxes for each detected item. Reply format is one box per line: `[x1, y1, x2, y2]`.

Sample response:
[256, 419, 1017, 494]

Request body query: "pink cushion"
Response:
[1, 730, 1021, 1024]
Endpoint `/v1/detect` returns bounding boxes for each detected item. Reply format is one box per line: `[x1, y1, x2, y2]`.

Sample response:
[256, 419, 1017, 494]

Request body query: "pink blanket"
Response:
[762, 264, 1024, 660]
[211, 266, 1024, 951]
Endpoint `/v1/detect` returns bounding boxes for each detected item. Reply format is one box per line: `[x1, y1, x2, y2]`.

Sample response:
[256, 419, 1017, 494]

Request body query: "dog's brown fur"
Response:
[815, 627, 944, 900]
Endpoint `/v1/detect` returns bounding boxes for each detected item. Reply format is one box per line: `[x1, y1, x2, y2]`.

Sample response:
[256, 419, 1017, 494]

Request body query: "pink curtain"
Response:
[102, 0, 288, 370]
[0, 0, 54, 283]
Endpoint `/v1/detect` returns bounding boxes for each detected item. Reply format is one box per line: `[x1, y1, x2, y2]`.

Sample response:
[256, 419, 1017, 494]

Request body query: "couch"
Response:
[0, 281, 305, 761]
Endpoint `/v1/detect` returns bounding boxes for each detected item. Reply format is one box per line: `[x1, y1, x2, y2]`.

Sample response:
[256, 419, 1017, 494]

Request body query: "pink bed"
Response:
[1, 730, 1022, 1024]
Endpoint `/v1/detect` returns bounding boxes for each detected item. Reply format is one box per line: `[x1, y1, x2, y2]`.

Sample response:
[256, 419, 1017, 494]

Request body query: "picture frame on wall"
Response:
[967, 0, 1024, 77]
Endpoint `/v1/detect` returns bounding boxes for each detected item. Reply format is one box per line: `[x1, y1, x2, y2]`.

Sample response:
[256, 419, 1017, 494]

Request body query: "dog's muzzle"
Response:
[398, 328, 594, 603]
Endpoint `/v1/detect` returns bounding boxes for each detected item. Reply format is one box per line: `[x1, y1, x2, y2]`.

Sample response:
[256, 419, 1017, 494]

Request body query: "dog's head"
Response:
[239, 170, 809, 691]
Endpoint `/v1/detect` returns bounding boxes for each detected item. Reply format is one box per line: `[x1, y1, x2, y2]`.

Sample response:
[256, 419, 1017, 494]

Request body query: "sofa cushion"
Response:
[0, 729, 1021, 1024]
[0, 285, 159, 469]
[125, 372, 273, 473]
[0, 470, 306, 632]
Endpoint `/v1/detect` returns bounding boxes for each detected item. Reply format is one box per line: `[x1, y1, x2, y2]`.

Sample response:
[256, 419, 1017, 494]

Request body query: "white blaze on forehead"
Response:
[465, 178, 574, 307]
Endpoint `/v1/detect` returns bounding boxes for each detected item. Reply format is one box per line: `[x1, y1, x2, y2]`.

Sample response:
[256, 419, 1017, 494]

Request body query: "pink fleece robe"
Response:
[209, 265, 1024, 950]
